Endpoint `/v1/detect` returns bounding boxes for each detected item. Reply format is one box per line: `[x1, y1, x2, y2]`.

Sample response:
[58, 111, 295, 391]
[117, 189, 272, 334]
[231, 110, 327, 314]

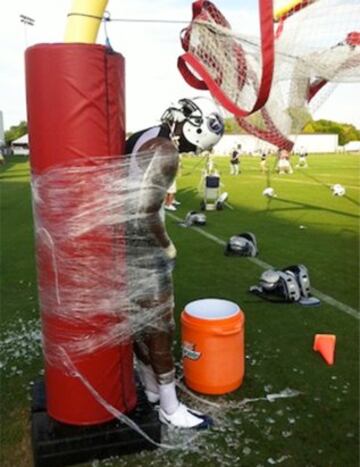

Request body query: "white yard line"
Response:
[244, 175, 360, 190]
[168, 213, 359, 320]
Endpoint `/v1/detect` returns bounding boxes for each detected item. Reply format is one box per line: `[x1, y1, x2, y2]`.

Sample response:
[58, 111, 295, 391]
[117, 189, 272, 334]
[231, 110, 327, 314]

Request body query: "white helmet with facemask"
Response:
[161, 97, 224, 152]
[250, 265, 320, 306]
[331, 184, 346, 197]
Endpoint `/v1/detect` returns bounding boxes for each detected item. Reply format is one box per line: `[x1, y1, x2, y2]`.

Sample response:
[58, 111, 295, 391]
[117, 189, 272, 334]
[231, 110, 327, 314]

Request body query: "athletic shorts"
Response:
[127, 247, 175, 335]
[127, 247, 174, 300]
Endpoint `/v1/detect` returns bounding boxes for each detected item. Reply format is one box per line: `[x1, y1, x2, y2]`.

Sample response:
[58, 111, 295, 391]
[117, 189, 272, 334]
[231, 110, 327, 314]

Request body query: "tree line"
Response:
[4, 121, 28, 145]
[224, 117, 360, 146]
[303, 119, 360, 146]
[5, 117, 360, 147]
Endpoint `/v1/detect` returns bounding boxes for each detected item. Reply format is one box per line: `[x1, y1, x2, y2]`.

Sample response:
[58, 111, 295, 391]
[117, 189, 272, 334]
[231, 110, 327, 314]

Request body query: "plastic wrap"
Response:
[32, 150, 178, 367]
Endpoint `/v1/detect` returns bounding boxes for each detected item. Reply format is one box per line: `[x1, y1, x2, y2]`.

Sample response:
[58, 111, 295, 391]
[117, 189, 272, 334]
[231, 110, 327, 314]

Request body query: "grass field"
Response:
[0, 154, 359, 467]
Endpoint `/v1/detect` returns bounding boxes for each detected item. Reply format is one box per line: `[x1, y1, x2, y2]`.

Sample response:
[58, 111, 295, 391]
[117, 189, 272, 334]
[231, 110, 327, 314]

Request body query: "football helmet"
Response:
[161, 97, 224, 152]
[185, 211, 207, 227]
[258, 269, 301, 302]
[251, 264, 320, 305]
[225, 232, 258, 257]
[331, 184, 346, 197]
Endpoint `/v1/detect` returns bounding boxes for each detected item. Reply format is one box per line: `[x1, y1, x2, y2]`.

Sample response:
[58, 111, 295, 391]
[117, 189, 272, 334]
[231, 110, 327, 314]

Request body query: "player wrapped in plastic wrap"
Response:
[124, 138, 178, 382]
[124, 96, 224, 429]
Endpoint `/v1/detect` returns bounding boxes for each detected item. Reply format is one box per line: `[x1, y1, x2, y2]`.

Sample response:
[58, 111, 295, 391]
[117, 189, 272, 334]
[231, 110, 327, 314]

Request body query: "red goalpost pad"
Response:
[25, 43, 137, 425]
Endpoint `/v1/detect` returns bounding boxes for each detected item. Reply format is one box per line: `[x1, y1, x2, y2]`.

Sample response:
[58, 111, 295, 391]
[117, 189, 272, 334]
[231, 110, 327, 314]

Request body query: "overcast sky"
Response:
[1, 0, 359, 132]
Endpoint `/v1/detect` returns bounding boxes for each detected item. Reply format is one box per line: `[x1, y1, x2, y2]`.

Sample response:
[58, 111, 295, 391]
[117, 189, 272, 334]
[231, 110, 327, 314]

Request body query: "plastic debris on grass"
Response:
[267, 455, 291, 464]
[0, 314, 305, 465]
[0, 317, 41, 377]
[0, 316, 306, 464]
[89, 385, 302, 467]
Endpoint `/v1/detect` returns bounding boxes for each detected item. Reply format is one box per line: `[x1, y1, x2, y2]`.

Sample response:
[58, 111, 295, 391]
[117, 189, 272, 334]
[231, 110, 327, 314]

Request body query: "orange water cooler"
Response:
[181, 298, 245, 395]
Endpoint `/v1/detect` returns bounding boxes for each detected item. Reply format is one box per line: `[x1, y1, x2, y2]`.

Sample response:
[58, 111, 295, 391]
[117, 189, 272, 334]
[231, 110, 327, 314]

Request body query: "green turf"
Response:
[0, 154, 359, 467]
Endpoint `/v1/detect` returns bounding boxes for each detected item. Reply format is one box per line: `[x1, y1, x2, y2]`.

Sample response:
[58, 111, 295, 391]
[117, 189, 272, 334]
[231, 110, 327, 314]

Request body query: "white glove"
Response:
[164, 242, 177, 260]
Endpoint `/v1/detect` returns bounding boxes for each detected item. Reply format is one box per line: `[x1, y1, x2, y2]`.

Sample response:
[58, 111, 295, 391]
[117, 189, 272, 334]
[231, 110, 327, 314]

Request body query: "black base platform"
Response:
[31, 379, 161, 467]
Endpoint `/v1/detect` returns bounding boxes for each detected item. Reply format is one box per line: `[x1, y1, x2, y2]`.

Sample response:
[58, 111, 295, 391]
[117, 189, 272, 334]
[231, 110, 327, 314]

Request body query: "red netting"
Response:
[179, 0, 360, 150]
[178, 0, 274, 117]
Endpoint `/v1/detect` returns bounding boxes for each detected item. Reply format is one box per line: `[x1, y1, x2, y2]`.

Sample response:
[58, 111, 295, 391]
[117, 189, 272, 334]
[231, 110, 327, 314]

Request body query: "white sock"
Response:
[159, 381, 179, 415]
[137, 361, 159, 402]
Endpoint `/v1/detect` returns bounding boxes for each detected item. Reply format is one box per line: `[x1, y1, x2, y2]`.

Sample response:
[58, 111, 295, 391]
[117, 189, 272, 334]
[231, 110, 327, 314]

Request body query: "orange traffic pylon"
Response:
[313, 334, 336, 365]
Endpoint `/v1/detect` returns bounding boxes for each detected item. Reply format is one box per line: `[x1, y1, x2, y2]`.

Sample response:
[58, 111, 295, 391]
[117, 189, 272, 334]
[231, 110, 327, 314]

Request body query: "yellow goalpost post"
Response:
[273, 0, 317, 21]
[64, 0, 109, 43]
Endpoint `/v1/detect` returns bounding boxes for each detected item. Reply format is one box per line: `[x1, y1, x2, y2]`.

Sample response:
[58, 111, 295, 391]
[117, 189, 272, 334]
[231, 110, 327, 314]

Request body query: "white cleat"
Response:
[164, 204, 177, 211]
[159, 403, 213, 429]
